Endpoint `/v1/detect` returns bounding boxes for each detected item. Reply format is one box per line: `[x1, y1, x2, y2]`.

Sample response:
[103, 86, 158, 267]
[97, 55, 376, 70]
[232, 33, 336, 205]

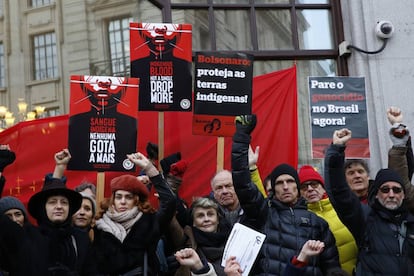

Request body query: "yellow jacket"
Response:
[307, 197, 358, 275]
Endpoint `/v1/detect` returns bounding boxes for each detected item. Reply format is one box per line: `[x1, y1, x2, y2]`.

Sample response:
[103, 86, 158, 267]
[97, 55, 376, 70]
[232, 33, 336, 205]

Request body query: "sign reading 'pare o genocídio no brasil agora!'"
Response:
[308, 76, 369, 159]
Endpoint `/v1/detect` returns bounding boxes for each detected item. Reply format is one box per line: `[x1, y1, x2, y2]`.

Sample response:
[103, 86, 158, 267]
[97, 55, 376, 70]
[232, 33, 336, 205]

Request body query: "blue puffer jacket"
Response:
[231, 132, 339, 276]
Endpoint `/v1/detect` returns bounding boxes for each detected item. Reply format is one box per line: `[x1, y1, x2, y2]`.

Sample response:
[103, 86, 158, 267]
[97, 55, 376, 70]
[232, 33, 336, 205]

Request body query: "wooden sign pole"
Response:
[216, 136, 224, 172]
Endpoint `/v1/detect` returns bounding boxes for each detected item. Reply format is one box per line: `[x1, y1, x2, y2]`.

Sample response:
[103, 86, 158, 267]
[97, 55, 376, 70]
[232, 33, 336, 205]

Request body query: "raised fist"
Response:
[235, 114, 257, 135]
[0, 147, 16, 172]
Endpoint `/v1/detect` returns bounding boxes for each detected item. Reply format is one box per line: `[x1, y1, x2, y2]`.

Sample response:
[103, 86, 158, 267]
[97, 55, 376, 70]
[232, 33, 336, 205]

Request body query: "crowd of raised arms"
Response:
[0, 106, 413, 276]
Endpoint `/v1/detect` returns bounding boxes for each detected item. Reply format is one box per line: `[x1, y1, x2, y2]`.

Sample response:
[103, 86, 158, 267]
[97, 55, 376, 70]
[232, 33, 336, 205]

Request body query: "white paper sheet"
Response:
[221, 223, 266, 275]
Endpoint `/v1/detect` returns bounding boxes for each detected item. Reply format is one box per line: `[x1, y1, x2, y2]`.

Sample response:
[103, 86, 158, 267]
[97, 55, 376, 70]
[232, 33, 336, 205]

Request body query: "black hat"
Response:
[270, 163, 300, 193]
[160, 152, 181, 175]
[369, 168, 404, 204]
[28, 178, 82, 221]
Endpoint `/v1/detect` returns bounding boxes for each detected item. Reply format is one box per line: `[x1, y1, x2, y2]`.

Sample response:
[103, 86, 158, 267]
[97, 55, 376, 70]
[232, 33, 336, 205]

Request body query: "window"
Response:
[33, 32, 58, 80]
[0, 43, 5, 87]
[0, 0, 3, 17]
[153, 0, 345, 164]
[108, 17, 133, 76]
[31, 0, 53, 8]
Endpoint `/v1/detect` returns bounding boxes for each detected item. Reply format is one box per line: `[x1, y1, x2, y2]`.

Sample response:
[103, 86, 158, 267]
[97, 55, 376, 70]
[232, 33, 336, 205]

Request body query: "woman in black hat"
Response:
[0, 149, 97, 276]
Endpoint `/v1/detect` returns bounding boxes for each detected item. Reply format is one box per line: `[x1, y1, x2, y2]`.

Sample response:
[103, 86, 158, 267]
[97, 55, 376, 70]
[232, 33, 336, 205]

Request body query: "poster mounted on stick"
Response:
[309, 76, 369, 158]
[68, 76, 139, 171]
[193, 52, 254, 137]
[130, 22, 192, 112]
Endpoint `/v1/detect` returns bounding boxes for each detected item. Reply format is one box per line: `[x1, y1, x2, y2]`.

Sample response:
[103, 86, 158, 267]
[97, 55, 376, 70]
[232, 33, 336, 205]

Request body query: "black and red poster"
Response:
[67, 76, 139, 172]
[193, 52, 253, 136]
[130, 22, 192, 112]
[308, 76, 369, 158]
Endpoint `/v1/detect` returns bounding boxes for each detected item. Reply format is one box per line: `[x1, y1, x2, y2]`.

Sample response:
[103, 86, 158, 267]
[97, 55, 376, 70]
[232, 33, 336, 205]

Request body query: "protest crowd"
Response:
[0, 106, 413, 276]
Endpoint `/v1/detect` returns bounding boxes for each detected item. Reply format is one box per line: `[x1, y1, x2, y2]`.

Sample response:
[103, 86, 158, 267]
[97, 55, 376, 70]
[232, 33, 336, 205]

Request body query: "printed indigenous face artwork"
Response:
[130, 22, 193, 112]
[81, 76, 128, 111]
[68, 75, 138, 172]
[137, 23, 182, 59]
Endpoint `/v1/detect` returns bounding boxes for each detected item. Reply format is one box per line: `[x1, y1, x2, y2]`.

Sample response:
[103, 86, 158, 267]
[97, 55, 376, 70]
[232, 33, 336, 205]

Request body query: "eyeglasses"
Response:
[300, 181, 320, 191]
[379, 186, 403, 194]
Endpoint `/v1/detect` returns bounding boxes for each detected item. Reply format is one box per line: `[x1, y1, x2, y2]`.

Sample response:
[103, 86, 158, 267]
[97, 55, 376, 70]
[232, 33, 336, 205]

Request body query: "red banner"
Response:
[0, 66, 297, 215]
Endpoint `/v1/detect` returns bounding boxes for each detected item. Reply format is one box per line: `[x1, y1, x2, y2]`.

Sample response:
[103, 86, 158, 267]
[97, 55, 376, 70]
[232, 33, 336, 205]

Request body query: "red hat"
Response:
[170, 160, 188, 178]
[298, 165, 324, 186]
[110, 175, 149, 199]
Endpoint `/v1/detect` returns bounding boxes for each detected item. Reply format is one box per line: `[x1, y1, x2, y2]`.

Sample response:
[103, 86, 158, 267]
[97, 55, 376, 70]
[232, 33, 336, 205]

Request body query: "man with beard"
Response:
[325, 128, 414, 275]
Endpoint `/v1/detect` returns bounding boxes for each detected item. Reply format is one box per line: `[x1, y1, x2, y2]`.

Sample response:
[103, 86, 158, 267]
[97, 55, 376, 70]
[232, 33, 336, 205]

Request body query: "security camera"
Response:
[375, 21, 394, 39]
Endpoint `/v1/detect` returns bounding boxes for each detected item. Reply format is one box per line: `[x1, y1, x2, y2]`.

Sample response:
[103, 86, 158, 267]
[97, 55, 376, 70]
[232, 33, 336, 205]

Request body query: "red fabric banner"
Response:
[0, 66, 297, 212]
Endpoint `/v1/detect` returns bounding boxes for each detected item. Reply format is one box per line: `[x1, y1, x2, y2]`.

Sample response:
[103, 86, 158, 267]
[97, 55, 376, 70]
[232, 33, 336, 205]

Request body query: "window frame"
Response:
[107, 17, 133, 77]
[149, 0, 347, 75]
[32, 32, 58, 81]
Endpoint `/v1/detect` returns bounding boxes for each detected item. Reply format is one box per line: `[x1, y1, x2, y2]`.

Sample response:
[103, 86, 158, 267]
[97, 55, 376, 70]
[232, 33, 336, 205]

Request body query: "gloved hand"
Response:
[233, 114, 257, 144]
[235, 115, 257, 134]
[389, 123, 409, 147]
[0, 149, 16, 172]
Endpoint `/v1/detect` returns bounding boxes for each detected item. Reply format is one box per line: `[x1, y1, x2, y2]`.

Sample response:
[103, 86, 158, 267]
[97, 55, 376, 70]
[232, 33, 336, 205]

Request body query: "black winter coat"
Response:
[325, 143, 414, 276]
[231, 132, 340, 276]
[0, 214, 96, 276]
[92, 174, 176, 276]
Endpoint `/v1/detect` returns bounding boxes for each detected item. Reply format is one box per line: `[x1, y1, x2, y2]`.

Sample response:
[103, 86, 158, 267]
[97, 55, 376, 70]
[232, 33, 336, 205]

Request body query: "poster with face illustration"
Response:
[67, 75, 139, 171]
[130, 22, 192, 112]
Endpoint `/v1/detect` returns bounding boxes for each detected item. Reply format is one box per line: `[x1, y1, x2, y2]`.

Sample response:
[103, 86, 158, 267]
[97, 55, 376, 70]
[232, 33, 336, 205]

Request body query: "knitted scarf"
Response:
[95, 206, 142, 242]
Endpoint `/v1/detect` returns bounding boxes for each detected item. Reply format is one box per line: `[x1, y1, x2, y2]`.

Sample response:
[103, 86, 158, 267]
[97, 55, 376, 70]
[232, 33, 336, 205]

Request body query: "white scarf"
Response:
[95, 206, 143, 242]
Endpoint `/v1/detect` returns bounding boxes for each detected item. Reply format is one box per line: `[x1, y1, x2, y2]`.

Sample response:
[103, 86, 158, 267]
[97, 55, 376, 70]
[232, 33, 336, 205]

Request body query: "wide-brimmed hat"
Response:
[28, 178, 82, 221]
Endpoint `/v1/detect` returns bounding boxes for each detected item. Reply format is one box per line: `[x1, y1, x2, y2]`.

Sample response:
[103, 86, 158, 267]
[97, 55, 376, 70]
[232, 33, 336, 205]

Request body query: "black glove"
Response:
[235, 115, 257, 134]
[0, 149, 16, 172]
[233, 114, 257, 144]
[146, 142, 159, 161]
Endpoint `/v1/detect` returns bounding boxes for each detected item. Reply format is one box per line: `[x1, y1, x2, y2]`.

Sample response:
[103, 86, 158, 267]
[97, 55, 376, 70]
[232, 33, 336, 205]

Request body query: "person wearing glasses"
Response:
[325, 127, 414, 275]
[298, 165, 358, 275]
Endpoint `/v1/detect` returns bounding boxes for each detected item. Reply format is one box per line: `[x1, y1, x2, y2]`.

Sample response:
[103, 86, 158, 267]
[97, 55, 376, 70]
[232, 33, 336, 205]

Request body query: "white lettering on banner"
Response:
[312, 104, 359, 114]
[196, 80, 227, 89]
[150, 80, 174, 103]
[327, 104, 359, 113]
[312, 117, 346, 127]
[310, 80, 344, 89]
[196, 68, 246, 79]
[195, 92, 248, 104]
[89, 133, 116, 164]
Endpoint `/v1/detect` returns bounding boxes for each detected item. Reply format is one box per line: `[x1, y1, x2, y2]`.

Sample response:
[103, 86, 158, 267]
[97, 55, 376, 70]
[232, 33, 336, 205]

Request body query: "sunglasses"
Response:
[300, 181, 320, 191]
[379, 186, 403, 194]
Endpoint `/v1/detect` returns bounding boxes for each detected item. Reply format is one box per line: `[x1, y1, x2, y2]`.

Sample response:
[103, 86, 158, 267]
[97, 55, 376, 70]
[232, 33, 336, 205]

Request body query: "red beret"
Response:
[170, 160, 188, 178]
[298, 165, 324, 186]
[110, 175, 149, 198]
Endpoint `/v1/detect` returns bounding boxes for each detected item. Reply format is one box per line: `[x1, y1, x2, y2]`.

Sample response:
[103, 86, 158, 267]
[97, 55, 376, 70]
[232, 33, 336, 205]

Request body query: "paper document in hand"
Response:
[221, 223, 266, 275]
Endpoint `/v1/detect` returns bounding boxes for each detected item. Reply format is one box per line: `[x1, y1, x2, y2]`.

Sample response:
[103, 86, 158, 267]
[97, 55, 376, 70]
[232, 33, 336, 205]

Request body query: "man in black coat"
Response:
[231, 115, 339, 276]
[325, 127, 414, 275]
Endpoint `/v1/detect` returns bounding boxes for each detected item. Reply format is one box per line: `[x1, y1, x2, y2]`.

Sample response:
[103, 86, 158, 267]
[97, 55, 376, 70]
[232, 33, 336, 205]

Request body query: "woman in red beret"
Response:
[92, 152, 176, 275]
